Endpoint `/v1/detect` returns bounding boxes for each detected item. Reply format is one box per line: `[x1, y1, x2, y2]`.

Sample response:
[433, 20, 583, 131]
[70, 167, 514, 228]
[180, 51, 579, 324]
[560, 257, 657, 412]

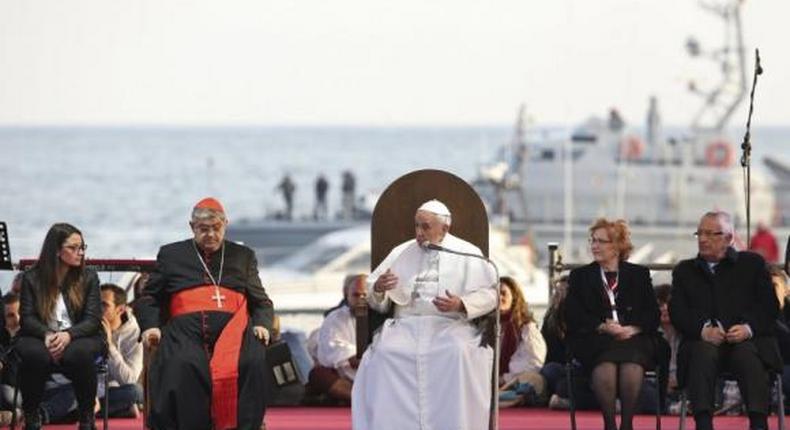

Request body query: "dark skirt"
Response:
[569, 333, 656, 373]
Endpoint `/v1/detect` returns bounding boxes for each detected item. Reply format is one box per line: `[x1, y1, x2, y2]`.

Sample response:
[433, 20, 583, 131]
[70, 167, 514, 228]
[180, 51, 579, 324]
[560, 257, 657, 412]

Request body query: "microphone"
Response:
[755, 48, 763, 75]
[424, 242, 442, 251]
[424, 242, 486, 261]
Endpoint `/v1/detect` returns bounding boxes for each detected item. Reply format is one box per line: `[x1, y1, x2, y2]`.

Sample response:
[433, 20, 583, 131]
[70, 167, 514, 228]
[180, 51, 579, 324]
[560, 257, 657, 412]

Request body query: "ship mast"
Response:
[687, 0, 747, 134]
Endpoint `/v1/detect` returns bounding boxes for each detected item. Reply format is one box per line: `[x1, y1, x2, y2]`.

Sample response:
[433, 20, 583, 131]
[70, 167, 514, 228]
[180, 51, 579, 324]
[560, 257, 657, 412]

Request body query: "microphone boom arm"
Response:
[425, 243, 501, 430]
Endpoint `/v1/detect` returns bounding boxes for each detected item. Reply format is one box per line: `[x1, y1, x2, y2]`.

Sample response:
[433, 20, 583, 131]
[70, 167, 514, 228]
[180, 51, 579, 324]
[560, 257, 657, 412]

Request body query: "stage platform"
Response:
[39, 407, 778, 430]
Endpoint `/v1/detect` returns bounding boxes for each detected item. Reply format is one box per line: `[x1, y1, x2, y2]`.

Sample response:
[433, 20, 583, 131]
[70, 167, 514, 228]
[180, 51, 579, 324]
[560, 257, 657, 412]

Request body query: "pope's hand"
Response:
[253, 326, 270, 345]
[373, 269, 398, 293]
[433, 290, 465, 313]
[142, 328, 161, 348]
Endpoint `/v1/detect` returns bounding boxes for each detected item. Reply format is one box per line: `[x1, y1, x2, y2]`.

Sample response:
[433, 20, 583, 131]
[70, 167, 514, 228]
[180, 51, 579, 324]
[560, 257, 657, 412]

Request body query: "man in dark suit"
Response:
[669, 211, 780, 430]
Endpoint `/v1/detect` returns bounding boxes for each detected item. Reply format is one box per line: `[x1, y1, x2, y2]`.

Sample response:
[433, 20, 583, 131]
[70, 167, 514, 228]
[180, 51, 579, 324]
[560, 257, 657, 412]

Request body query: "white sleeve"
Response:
[502, 322, 547, 382]
[459, 252, 498, 319]
[317, 311, 357, 369]
[107, 322, 143, 385]
[366, 244, 408, 313]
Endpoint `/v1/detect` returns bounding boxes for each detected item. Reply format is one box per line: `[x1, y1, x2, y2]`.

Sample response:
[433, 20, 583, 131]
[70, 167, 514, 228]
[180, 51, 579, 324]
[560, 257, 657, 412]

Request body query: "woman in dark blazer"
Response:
[17, 223, 102, 430]
[564, 218, 660, 430]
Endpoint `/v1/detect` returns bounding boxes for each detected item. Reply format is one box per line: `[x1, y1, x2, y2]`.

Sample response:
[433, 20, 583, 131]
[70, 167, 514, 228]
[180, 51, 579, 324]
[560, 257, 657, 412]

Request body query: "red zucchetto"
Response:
[194, 197, 225, 214]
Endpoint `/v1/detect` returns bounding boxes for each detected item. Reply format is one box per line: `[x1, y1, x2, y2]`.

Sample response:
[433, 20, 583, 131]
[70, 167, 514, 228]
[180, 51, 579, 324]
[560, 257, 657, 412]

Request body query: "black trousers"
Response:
[685, 340, 770, 414]
[16, 335, 103, 417]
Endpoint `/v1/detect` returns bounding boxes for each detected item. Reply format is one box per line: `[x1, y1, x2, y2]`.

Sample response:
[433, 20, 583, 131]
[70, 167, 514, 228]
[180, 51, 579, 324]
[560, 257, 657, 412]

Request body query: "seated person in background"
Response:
[564, 218, 660, 430]
[1, 291, 21, 425]
[99, 283, 143, 418]
[308, 274, 366, 402]
[654, 283, 681, 413]
[771, 266, 790, 405]
[127, 273, 150, 308]
[351, 200, 497, 430]
[540, 275, 588, 410]
[670, 211, 780, 430]
[498, 276, 546, 406]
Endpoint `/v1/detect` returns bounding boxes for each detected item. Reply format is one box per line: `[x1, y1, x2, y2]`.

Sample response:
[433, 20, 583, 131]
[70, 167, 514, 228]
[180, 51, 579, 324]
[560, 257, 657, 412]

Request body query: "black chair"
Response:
[566, 355, 662, 430]
[10, 352, 110, 430]
[677, 371, 785, 430]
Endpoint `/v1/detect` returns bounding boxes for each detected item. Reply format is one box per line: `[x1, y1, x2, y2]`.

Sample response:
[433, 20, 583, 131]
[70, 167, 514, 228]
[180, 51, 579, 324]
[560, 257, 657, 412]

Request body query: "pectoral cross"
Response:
[211, 287, 226, 308]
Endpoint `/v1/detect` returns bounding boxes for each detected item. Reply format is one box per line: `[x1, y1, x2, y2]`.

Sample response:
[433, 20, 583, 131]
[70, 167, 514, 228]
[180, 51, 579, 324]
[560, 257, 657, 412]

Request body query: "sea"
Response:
[1, 125, 788, 294]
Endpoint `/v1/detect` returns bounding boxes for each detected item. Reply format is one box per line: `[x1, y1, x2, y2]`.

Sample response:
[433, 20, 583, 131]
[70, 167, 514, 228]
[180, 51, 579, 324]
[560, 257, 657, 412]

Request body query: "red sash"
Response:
[170, 285, 247, 430]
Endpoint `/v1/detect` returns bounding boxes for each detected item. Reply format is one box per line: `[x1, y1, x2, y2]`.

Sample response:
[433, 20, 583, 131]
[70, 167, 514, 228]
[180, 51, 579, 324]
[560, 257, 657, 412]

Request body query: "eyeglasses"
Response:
[588, 237, 613, 245]
[193, 223, 224, 234]
[62, 244, 87, 252]
[693, 230, 725, 238]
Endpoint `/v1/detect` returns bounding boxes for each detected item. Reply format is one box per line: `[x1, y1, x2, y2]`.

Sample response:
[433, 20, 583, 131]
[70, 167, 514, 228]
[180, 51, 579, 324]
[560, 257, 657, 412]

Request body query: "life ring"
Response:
[620, 135, 644, 160]
[705, 140, 734, 167]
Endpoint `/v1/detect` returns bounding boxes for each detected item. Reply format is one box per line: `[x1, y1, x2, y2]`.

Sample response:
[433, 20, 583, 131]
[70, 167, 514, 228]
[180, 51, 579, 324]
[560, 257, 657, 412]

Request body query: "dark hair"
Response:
[2, 291, 19, 305]
[654, 283, 672, 305]
[543, 275, 569, 338]
[33, 223, 86, 325]
[500, 276, 534, 332]
[100, 283, 127, 306]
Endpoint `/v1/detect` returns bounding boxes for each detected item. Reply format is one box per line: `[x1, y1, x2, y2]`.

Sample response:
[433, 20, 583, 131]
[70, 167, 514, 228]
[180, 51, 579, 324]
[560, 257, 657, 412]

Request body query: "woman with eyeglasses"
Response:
[563, 218, 660, 430]
[16, 223, 102, 430]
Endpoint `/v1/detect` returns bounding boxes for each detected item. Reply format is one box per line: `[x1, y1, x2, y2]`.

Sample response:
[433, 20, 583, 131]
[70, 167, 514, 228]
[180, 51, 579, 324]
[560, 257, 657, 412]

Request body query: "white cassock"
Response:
[317, 305, 358, 380]
[351, 233, 497, 430]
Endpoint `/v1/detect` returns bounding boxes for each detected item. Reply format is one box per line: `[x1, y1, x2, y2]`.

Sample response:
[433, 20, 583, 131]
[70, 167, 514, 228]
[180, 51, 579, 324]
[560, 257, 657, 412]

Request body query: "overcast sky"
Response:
[0, 0, 787, 127]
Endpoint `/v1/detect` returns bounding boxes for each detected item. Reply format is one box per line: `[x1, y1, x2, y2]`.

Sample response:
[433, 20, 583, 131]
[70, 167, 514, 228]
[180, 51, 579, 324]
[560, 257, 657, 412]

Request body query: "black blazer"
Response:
[19, 268, 102, 340]
[669, 248, 782, 374]
[564, 261, 660, 367]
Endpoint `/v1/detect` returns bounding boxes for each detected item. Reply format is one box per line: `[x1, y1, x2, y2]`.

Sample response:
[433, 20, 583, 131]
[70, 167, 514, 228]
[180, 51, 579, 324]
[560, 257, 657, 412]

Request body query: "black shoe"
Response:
[78, 411, 96, 430]
[77, 420, 97, 430]
[693, 412, 713, 430]
[23, 411, 41, 430]
[748, 412, 768, 430]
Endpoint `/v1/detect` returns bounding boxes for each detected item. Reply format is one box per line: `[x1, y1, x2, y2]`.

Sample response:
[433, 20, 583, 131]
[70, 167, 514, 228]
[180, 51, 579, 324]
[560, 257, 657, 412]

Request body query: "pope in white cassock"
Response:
[351, 199, 498, 430]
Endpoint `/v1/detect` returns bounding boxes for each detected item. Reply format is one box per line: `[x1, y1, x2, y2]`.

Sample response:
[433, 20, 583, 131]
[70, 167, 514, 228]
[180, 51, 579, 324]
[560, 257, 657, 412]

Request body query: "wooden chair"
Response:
[352, 168, 499, 428]
[354, 168, 490, 355]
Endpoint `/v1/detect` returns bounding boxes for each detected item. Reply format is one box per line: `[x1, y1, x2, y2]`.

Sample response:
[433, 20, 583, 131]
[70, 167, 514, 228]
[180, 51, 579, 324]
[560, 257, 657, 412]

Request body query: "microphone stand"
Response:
[741, 48, 763, 244]
[425, 243, 501, 430]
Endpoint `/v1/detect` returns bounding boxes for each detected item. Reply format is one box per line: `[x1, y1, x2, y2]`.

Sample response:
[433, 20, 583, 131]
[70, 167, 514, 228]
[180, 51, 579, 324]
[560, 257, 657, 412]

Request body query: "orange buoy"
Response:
[620, 135, 645, 160]
[705, 140, 734, 167]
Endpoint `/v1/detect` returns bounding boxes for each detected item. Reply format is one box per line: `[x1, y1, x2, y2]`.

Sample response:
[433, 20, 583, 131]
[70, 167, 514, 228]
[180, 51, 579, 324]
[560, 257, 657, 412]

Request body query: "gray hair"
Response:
[701, 210, 734, 235]
[191, 207, 227, 223]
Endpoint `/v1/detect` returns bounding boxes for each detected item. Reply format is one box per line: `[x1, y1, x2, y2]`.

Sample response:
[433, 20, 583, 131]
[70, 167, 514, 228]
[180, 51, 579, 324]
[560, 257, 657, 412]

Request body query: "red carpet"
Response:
[39, 407, 775, 429]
